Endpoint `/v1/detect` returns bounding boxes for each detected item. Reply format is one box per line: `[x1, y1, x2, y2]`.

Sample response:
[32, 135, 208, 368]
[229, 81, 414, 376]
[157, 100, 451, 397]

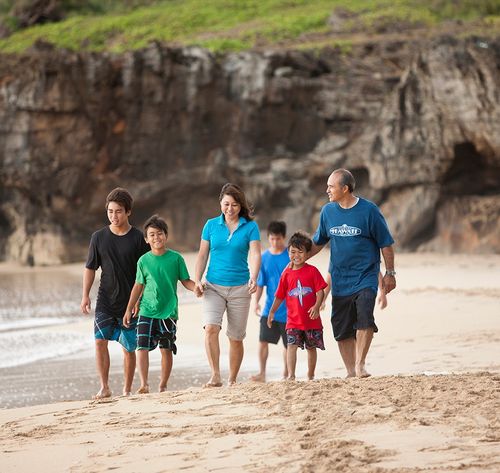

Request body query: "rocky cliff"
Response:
[1, 36, 499, 265]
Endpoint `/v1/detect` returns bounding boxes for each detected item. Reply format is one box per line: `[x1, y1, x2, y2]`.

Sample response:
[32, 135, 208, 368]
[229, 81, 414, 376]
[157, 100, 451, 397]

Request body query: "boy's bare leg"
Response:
[136, 349, 150, 393]
[204, 325, 222, 387]
[282, 346, 289, 379]
[286, 345, 298, 380]
[250, 342, 268, 382]
[337, 337, 356, 378]
[122, 348, 136, 396]
[355, 328, 374, 378]
[228, 338, 244, 385]
[94, 340, 112, 399]
[159, 348, 173, 392]
[307, 348, 317, 380]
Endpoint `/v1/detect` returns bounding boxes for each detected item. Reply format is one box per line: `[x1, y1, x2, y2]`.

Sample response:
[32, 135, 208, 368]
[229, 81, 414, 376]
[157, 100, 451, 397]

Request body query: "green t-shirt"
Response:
[136, 249, 190, 320]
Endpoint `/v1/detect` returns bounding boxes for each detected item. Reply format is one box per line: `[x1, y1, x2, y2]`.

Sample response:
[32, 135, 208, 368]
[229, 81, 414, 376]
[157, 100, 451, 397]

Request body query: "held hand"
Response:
[267, 313, 274, 328]
[248, 278, 257, 294]
[320, 300, 326, 311]
[194, 281, 204, 298]
[308, 306, 320, 320]
[80, 296, 91, 315]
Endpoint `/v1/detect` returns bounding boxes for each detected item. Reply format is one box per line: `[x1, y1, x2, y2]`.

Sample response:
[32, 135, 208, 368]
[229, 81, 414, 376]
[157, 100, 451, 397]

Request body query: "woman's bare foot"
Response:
[92, 387, 112, 400]
[228, 379, 237, 387]
[136, 385, 149, 394]
[250, 373, 265, 382]
[122, 391, 132, 397]
[159, 385, 167, 393]
[287, 376, 296, 381]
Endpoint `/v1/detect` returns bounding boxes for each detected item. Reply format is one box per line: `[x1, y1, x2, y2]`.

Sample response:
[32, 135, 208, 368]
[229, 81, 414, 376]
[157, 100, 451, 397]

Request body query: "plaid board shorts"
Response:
[94, 311, 137, 353]
[286, 328, 325, 350]
[136, 316, 177, 353]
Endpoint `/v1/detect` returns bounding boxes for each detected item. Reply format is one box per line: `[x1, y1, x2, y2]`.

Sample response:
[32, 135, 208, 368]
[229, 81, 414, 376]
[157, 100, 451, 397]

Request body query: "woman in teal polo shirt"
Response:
[194, 183, 261, 387]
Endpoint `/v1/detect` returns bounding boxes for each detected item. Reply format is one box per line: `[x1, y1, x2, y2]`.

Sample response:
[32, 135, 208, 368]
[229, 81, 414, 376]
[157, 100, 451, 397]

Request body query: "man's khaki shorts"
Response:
[203, 281, 251, 340]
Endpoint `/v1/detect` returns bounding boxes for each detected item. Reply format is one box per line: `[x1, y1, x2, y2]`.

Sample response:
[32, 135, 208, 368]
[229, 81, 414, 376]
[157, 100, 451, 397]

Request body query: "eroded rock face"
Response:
[0, 37, 499, 264]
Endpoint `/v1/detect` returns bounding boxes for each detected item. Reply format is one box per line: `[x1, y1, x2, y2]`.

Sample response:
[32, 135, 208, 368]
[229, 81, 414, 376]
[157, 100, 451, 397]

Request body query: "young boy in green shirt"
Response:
[123, 215, 195, 393]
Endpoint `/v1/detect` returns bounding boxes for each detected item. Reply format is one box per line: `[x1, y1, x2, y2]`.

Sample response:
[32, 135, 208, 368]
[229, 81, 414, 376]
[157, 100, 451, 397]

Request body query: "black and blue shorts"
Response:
[136, 316, 177, 353]
[331, 288, 378, 341]
[94, 311, 137, 353]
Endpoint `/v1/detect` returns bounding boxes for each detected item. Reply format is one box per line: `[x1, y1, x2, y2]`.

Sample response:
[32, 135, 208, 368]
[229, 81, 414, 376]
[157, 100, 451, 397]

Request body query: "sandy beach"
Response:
[0, 252, 499, 471]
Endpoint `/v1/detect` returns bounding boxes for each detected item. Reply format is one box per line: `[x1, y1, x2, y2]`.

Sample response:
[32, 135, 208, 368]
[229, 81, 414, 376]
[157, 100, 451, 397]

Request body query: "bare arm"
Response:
[309, 289, 324, 319]
[194, 239, 210, 297]
[267, 296, 284, 328]
[377, 272, 388, 309]
[381, 246, 396, 294]
[309, 242, 325, 259]
[81, 268, 96, 314]
[247, 240, 262, 294]
[123, 282, 144, 328]
[254, 285, 264, 316]
[181, 279, 196, 292]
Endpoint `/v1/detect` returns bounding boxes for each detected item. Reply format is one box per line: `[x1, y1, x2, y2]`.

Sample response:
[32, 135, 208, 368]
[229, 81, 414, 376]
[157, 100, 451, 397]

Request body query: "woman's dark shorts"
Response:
[137, 316, 177, 353]
[286, 328, 325, 350]
[331, 288, 378, 341]
[260, 317, 287, 346]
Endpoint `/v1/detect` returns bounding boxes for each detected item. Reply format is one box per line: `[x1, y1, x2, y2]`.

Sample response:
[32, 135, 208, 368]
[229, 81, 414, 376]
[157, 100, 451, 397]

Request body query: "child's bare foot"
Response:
[308, 375, 315, 381]
[287, 376, 296, 381]
[92, 387, 112, 400]
[122, 391, 132, 397]
[159, 385, 167, 393]
[228, 379, 237, 387]
[250, 373, 265, 382]
[136, 385, 149, 394]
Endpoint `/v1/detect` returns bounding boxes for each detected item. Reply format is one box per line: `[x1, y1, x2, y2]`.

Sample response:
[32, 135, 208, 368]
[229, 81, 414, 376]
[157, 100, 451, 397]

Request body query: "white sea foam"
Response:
[0, 328, 92, 368]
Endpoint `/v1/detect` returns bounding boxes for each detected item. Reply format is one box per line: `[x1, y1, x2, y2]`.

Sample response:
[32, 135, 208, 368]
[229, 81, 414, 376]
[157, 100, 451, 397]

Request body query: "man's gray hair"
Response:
[333, 169, 356, 193]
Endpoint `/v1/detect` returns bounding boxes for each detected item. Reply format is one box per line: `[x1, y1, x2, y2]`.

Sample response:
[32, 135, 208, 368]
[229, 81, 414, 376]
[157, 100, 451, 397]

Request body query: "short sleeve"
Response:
[201, 220, 211, 241]
[178, 255, 190, 281]
[85, 232, 100, 270]
[135, 259, 146, 285]
[275, 272, 288, 300]
[370, 206, 395, 248]
[257, 263, 267, 288]
[312, 266, 328, 292]
[248, 221, 260, 241]
[312, 207, 329, 246]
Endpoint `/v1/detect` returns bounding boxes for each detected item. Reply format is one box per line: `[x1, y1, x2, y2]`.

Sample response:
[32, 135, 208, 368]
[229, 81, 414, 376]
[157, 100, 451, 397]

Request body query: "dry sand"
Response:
[0, 252, 499, 472]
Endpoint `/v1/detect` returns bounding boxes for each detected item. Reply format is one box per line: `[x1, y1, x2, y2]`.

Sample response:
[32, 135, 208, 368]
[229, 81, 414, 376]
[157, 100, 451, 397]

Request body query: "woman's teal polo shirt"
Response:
[201, 214, 260, 286]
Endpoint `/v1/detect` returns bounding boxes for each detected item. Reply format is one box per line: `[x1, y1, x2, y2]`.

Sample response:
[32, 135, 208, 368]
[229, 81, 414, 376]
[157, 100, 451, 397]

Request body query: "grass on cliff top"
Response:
[0, 0, 499, 54]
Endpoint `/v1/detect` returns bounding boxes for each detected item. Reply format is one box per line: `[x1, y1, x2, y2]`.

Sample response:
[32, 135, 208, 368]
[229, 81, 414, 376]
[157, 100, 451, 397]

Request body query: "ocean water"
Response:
[0, 270, 89, 369]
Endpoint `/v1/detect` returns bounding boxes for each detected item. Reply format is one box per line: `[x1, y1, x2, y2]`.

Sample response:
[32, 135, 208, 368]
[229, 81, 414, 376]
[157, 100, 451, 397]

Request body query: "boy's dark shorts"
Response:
[331, 288, 378, 341]
[94, 311, 137, 353]
[260, 317, 287, 346]
[286, 328, 325, 350]
[137, 316, 177, 353]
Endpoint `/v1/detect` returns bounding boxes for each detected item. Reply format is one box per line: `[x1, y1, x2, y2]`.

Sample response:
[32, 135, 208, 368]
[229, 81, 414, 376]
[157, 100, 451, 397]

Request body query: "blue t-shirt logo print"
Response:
[329, 224, 362, 237]
[288, 279, 313, 306]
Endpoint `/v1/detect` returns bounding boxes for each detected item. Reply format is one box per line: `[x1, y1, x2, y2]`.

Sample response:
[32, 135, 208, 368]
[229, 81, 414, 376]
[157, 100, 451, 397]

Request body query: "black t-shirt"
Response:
[85, 226, 149, 317]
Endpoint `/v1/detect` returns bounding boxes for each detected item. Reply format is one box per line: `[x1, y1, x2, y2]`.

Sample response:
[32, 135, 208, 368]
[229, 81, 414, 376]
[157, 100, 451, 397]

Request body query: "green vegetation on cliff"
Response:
[0, 0, 499, 53]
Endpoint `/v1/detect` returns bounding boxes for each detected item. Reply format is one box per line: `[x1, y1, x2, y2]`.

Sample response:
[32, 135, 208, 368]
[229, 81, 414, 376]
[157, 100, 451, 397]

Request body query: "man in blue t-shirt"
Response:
[311, 169, 396, 378]
[251, 221, 290, 382]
